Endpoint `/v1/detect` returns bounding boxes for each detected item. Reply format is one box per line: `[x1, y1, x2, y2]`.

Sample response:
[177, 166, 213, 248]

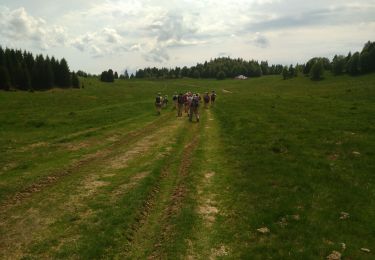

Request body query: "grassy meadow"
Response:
[0, 73, 374, 259]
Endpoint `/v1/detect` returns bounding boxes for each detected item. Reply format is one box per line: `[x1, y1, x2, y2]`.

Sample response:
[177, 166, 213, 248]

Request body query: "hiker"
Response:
[155, 93, 162, 115]
[163, 95, 168, 108]
[189, 93, 200, 122]
[210, 90, 216, 106]
[172, 92, 178, 110]
[183, 92, 189, 114]
[203, 92, 210, 108]
[186, 92, 193, 116]
[177, 92, 184, 117]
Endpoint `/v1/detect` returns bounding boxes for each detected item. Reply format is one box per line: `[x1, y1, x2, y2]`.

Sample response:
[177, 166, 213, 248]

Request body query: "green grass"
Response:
[212, 73, 375, 258]
[0, 73, 374, 259]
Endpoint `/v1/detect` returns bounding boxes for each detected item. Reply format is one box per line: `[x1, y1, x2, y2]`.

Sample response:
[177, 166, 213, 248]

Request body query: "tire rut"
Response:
[0, 113, 183, 259]
[149, 132, 200, 259]
[0, 113, 172, 214]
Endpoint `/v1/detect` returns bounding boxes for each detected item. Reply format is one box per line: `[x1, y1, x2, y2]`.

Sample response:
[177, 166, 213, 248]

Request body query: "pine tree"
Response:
[107, 69, 114, 82]
[310, 60, 324, 80]
[347, 52, 360, 75]
[282, 66, 289, 80]
[44, 56, 54, 88]
[72, 71, 80, 88]
[19, 62, 31, 90]
[59, 58, 71, 87]
[32, 54, 45, 89]
[360, 41, 375, 73]
[288, 65, 296, 78]
[216, 71, 226, 80]
[0, 46, 5, 67]
[332, 55, 346, 75]
[0, 66, 11, 90]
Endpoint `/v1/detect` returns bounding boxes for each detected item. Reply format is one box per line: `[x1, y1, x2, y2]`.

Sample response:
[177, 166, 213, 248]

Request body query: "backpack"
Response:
[156, 96, 161, 103]
[191, 96, 199, 108]
[178, 95, 184, 104]
[204, 95, 210, 102]
[211, 93, 216, 101]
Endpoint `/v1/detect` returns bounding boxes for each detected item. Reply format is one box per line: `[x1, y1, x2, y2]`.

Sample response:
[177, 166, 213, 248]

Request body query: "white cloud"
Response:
[249, 32, 269, 48]
[143, 47, 170, 63]
[71, 28, 130, 57]
[0, 7, 67, 50]
[0, 0, 374, 73]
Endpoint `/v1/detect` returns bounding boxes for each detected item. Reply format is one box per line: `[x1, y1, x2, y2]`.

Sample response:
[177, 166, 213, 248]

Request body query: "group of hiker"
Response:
[154, 91, 217, 122]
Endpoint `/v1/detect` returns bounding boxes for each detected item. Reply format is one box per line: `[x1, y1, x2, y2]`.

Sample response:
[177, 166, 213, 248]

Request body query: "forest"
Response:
[0, 46, 79, 91]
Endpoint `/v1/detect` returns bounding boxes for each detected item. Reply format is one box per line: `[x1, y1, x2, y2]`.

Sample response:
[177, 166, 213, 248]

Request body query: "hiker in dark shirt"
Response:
[177, 93, 184, 117]
[210, 90, 216, 106]
[189, 93, 200, 122]
[155, 93, 162, 115]
[203, 92, 210, 108]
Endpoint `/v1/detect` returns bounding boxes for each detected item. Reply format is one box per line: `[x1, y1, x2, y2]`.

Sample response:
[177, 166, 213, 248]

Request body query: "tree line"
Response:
[282, 41, 375, 81]
[100, 69, 120, 82]
[132, 57, 283, 80]
[0, 46, 79, 91]
[129, 41, 374, 81]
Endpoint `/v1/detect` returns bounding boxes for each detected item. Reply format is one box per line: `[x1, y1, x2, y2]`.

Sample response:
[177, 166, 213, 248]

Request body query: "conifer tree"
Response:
[72, 71, 80, 88]
[0, 66, 11, 90]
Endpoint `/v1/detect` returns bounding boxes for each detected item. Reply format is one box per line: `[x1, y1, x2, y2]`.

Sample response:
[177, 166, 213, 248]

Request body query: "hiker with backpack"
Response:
[183, 92, 189, 115]
[162, 95, 168, 108]
[210, 90, 216, 106]
[203, 92, 210, 108]
[186, 92, 193, 116]
[189, 93, 200, 122]
[155, 93, 162, 115]
[172, 92, 178, 110]
[177, 92, 184, 117]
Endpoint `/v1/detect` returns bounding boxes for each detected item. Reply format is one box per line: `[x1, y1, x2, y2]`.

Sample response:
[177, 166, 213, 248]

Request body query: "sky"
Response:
[0, 0, 374, 75]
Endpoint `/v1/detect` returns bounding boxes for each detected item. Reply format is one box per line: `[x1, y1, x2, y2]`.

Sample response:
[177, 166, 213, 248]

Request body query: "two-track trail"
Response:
[0, 107, 229, 259]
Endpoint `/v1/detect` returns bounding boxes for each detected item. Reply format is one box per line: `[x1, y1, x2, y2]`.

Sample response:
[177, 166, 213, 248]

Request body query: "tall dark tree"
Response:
[310, 60, 324, 80]
[100, 71, 109, 82]
[360, 41, 375, 73]
[100, 69, 115, 82]
[58, 58, 71, 87]
[32, 54, 45, 89]
[0, 46, 76, 90]
[124, 70, 129, 79]
[108, 69, 114, 82]
[14, 61, 31, 90]
[282, 66, 289, 80]
[216, 71, 226, 80]
[332, 55, 346, 75]
[0, 66, 11, 90]
[0, 47, 5, 67]
[43, 56, 54, 88]
[261, 61, 269, 75]
[288, 64, 297, 77]
[72, 71, 80, 88]
[347, 52, 360, 75]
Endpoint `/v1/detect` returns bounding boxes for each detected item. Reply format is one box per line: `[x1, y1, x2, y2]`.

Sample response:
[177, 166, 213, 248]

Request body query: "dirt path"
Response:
[0, 106, 226, 259]
[0, 112, 185, 259]
[117, 114, 201, 259]
[0, 113, 172, 214]
[185, 108, 230, 259]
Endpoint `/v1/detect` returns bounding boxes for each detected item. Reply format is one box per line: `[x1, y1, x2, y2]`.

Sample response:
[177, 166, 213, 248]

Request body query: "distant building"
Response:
[235, 75, 248, 80]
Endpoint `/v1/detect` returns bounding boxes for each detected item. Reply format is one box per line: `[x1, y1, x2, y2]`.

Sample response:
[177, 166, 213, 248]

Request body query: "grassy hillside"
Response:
[212, 74, 375, 258]
[0, 74, 374, 258]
